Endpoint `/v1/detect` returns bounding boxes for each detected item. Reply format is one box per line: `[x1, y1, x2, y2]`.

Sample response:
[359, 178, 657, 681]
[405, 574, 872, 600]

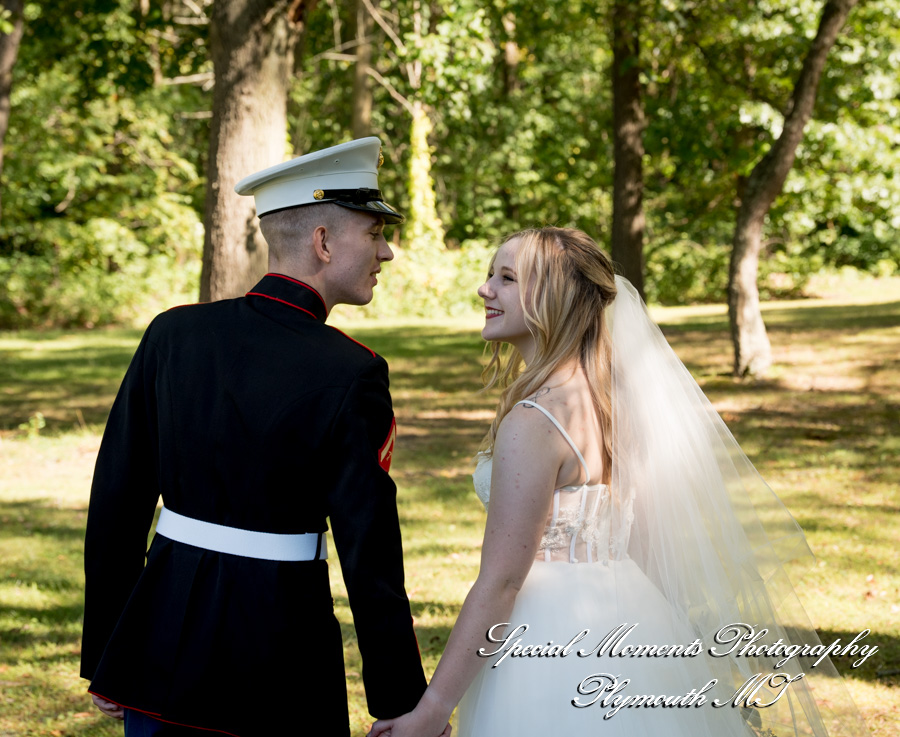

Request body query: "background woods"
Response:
[0, 0, 898, 370]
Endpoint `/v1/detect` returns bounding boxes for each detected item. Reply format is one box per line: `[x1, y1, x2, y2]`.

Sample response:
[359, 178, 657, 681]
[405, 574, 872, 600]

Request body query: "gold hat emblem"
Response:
[313, 189, 324, 200]
[378, 148, 384, 168]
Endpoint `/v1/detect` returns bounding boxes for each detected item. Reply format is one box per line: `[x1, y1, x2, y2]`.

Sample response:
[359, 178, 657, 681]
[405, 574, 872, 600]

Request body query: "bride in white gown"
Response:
[370, 227, 872, 737]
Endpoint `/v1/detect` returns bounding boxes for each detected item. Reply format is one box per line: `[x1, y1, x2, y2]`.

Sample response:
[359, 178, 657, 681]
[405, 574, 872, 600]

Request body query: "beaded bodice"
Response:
[473, 401, 628, 564]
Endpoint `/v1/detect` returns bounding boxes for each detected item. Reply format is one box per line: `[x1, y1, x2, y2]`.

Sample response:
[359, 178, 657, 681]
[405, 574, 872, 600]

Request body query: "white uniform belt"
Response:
[155, 506, 327, 562]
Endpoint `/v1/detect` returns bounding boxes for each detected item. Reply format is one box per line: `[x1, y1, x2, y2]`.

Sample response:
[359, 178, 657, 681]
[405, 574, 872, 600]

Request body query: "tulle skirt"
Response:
[455, 559, 754, 737]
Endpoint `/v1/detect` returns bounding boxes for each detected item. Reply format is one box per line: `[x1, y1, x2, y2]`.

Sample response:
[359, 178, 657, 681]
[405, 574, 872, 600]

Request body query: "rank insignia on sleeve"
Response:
[378, 416, 396, 473]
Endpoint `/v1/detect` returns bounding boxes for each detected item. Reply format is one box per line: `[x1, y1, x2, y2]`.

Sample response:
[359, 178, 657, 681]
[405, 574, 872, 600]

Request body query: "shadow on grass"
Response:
[0, 499, 89, 542]
[0, 334, 141, 432]
[660, 300, 900, 333]
[0, 602, 84, 654]
[816, 627, 900, 687]
[334, 594, 456, 656]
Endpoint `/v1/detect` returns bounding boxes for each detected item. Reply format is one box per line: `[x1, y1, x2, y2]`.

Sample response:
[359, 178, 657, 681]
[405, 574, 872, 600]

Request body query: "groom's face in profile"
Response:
[325, 212, 393, 307]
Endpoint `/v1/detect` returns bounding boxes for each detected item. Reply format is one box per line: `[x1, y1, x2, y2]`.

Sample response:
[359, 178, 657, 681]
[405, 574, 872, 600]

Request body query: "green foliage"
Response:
[352, 237, 494, 319]
[641, 0, 900, 298]
[17, 411, 45, 438]
[0, 7, 14, 35]
[2, 0, 899, 327]
[1, 2, 208, 329]
[644, 237, 822, 305]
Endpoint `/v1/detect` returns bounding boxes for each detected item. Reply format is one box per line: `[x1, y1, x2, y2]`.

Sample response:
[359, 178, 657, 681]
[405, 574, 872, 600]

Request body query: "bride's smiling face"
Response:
[477, 238, 536, 361]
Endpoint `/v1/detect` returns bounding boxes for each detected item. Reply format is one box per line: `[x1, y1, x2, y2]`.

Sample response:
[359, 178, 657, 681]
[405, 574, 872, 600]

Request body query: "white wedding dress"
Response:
[455, 400, 754, 737]
[452, 278, 871, 737]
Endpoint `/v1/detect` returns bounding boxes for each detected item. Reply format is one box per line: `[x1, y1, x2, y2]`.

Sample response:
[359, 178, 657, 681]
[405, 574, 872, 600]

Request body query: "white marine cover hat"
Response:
[234, 137, 404, 224]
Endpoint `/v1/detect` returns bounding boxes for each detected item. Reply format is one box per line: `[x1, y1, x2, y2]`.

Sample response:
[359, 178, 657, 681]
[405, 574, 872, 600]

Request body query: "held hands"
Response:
[368, 719, 451, 737]
[367, 689, 453, 737]
[368, 720, 451, 737]
[91, 693, 125, 719]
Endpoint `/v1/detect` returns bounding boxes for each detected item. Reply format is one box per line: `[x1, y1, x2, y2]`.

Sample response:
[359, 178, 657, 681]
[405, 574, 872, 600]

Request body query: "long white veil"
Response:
[608, 276, 872, 737]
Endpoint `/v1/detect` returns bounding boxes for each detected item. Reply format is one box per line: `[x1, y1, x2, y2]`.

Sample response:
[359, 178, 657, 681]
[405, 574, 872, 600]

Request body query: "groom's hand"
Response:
[91, 694, 125, 720]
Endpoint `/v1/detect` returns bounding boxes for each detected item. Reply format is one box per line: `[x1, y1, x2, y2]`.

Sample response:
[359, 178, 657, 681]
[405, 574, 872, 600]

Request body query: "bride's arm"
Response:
[370, 406, 568, 737]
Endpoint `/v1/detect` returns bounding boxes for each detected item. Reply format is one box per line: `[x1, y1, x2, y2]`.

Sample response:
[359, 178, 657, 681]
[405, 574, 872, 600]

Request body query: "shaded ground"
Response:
[0, 286, 897, 736]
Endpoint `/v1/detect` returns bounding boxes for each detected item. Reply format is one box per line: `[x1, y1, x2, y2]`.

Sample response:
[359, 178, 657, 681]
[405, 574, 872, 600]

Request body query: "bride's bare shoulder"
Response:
[518, 365, 590, 419]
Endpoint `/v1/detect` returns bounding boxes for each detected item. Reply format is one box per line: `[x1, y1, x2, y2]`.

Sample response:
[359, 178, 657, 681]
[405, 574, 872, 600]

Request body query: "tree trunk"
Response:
[200, 0, 297, 302]
[407, 100, 442, 251]
[500, 12, 520, 95]
[499, 11, 519, 223]
[728, 0, 858, 376]
[611, 0, 645, 299]
[351, 0, 373, 139]
[0, 0, 24, 224]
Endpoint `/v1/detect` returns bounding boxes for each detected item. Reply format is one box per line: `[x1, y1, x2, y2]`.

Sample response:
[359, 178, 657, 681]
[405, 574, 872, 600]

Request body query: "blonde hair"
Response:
[480, 227, 618, 484]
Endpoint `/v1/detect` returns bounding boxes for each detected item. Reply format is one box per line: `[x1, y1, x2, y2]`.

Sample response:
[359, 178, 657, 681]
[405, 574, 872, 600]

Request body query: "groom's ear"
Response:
[312, 225, 332, 264]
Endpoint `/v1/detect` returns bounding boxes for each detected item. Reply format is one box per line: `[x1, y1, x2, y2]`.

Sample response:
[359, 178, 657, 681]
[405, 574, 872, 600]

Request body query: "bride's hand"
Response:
[367, 718, 394, 737]
[367, 716, 451, 737]
[371, 713, 450, 737]
[368, 687, 453, 737]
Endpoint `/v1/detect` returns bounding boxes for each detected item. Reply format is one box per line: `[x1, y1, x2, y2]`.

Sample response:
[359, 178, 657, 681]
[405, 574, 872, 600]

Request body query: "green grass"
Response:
[1, 278, 898, 736]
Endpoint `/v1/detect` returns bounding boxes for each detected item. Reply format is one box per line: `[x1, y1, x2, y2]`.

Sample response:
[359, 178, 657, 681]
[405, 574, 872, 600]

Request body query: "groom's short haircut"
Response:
[259, 203, 350, 262]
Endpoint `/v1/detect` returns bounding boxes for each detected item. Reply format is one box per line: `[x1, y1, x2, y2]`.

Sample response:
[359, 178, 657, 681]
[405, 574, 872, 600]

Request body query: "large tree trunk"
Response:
[200, 0, 297, 302]
[0, 0, 24, 224]
[729, 0, 858, 376]
[351, 0, 373, 139]
[611, 0, 645, 299]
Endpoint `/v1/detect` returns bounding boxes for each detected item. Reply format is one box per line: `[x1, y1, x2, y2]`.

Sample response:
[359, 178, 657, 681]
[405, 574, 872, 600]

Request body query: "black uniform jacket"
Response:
[81, 274, 427, 736]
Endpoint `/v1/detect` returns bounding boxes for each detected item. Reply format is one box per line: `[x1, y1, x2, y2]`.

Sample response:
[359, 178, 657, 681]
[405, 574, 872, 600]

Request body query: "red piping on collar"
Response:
[88, 690, 241, 737]
[246, 292, 318, 320]
[265, 273, 327, 310]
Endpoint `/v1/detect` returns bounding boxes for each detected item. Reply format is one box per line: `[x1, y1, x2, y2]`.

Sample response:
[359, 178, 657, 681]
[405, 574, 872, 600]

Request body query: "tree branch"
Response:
[162, 72, 215, 86]
[365, 66, 414, 115]
[326, 0, 341, 48]
[361, 0, 406, 54]
[743, 0, 859, 220]
[690, 38, 786, 115]
[309, 35, 376, 63]
[316, 52, 356, 63]
[181, 0, 206, 16]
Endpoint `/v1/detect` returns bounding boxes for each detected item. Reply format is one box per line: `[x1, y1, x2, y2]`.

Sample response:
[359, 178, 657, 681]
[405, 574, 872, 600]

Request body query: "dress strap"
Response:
[514, 400, 591, 485]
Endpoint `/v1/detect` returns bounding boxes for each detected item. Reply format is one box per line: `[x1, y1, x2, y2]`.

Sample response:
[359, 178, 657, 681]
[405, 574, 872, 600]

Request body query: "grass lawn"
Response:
[1, 276, 898, 736]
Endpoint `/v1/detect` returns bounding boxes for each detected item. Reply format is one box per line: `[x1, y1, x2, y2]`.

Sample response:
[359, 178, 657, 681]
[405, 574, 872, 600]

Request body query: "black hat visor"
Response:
[322, 188, 404, 224]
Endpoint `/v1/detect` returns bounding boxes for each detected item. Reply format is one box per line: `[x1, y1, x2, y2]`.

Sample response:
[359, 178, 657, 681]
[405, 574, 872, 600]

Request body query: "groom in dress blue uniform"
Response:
[81, 138, 430, 736]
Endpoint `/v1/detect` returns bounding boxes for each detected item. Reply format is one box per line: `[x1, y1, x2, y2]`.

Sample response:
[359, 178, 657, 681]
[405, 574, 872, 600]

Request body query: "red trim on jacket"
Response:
[88, 690, 242, 737]
[245, 292, 318, 320]
[265, 273, 327, 310]
[328, 326, 376, 358]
